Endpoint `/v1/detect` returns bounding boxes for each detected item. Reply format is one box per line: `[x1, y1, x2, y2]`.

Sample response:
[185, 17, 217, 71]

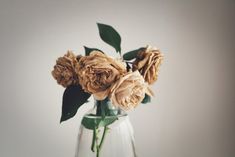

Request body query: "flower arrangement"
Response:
[51, 23, 163, 157]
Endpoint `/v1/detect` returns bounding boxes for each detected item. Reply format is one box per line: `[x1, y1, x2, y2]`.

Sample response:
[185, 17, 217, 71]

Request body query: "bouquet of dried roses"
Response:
[51, 23, 163, 157]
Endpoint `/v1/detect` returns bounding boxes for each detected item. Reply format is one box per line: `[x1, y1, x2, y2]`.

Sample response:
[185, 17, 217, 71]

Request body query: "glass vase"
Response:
[75, 98, 137, 157]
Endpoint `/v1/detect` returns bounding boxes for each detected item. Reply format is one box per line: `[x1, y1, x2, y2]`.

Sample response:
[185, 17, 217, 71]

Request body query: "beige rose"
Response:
[133, 45, 163, 84]
[109, 71, 148, 110]
[75, 51, 126, 100]
[51, 51, 79, 87]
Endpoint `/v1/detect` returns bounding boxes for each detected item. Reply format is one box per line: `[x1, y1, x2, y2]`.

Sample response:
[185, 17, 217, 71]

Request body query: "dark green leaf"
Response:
[97, 23, 121, 53]
[60, 85, 91, 123]
[82, 116, 101, 129]
[123, 47, 145, 60]
[141, 94, 151, 104]
[84, 46, 103, 56]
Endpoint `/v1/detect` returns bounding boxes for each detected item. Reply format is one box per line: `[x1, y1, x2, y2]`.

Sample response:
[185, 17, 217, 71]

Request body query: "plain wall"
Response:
[0, 0, 234, 157]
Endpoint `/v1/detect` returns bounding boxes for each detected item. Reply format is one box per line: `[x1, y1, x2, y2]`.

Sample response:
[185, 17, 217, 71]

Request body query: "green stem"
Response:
[95, 100, 102, 157]
[96, 101, 102, 116]
[95, 129, 100, 157]
[91, 129, 96, 152]
[92, 98, 115, 156]
[99, 126, 108, 150]
[91, 100, 102, 152]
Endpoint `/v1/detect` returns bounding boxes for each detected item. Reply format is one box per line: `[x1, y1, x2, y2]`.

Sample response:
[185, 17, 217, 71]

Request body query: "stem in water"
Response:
[99, 126, 108, 150]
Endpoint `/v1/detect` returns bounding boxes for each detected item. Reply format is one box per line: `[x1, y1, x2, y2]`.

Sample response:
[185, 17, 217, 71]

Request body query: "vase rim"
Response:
[84, 112, 128, 118]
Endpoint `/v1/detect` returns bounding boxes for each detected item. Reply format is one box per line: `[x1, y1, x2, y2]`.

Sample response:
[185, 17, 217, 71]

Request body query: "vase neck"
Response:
[94, 97, 125, 117]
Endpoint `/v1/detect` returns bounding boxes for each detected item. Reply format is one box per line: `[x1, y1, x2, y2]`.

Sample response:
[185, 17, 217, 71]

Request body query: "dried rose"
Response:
[109, 71, 147, 110]
[75, 51, 126, 100]
[51, 51, 79, 87]
[133, 45, 163, 84]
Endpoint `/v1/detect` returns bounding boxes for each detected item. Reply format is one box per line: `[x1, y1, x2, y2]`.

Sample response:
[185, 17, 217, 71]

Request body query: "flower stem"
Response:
[92, 98, 115, 157]
[95, 128, 100, 157]
[99, 126, 108, 150]
[91, 129, 96, 152]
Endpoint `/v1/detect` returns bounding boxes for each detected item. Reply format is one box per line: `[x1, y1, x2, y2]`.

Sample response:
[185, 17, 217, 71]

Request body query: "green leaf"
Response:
[141, 94, 151, 104]
[60, 85, 91, 123]
[82, 116, 101, 129]
[97, 23, 121, 53]
[84, 46, 103, 56]
[123, 47, 145, 60]
[82, 116, 118, 130]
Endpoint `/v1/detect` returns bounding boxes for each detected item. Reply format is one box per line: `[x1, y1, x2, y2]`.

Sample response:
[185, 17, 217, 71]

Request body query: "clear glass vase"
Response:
[75, 98, 137, 157]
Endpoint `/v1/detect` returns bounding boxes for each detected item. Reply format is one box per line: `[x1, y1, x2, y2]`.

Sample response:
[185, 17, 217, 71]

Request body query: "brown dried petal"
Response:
[75, 51, 127, 100]
[133, 45, 163, 84]
[51, 50, 79, 87]
[109, 71, 147, 110]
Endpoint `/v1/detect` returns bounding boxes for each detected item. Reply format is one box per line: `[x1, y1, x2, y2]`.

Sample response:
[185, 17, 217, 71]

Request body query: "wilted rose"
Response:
[133, 45, 163, 84]
[75, 51, 126, 100]
[51, 51, 79, 87]
[109, 71, 147, 110]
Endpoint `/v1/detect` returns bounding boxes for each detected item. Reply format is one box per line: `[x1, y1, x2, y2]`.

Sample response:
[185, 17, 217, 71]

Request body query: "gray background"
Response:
[0, 0, 234, 157]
